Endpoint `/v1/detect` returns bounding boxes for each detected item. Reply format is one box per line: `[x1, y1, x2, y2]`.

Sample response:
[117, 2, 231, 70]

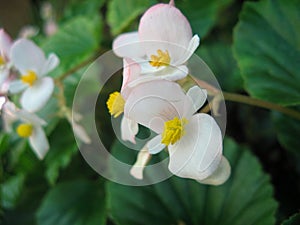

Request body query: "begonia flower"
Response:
[124, 79, 230, 185]
[113, 1, 199, 81]
[2, 101, 49, 159]
[0, 29, 12, 86]
[9, 38, 59, 112]
[106, 58, 140, 143]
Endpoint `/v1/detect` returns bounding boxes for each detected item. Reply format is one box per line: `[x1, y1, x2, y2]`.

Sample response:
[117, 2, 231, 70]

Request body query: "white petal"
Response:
[147, 135, 165, 154]
[0, 68, 9, 86]
[29, 125, 49, 159]
[124, 79, 186, 133]
[158, 65, 188, 81]
[174, 35, 200, 65]
[112, 31, 144, 58]
[198, 156, 231, 185]
[0, 29, 12, 58]
[16, 109, 46, 126]
[121, 58, 141, 93]
[168, 113, 223, 181]
[9, 80, 27, 94]
[73, 121, 91, 144]
[139, 4, 193, 64]
[130, 148, 151, 180]
[121, 116, 138, 143]
[10, 39, 46, 75]
[2, 101, 18, 132]
[40, 53, 59, 76]
[20, 77, 54, 112]
[186, 86, 207, 114]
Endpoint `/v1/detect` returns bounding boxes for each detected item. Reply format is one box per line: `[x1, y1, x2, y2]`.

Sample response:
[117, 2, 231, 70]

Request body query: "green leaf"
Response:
[197, 43, 243, 92]
[107, 138, 278, 225]
[272, 111, 300, 155]
[176, 0, 234, 38]
[44, 120, 78, 185]
[282, 213, 300, 225]
[1, 174, 25, 209]
[233, 0, 300, 106]
[36, 180, 106, 225]
[107, 0, 155, 36]
[42, 16, 102, 76]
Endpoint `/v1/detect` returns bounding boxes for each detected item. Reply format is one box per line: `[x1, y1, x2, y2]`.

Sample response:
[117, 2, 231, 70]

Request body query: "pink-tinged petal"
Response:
[112, 31, 144, 58]
[186, 86, 207, 114]
[73, 121, 91, 144]
[139, 4, 193, 63]
[121, 116, 138, 143]
[40, 53, 59, 76]
[2, 101, 18, 132]
[124, 79, 186, 133]
[198, 156, 231, 185]
[29, 125, 49, 159]
[168, 113, 223, 181]
[10, 39, 46, 75]
[121, 58, 140, 93]
[146, 134, 165, 154]
[174, 35, 200, 65]
[9, 80, 27, 94]
[0, 29, 12, 59]
[130, 148, 151, 180]
[0, 68, 9, 86]
[20, 77, 54, 112]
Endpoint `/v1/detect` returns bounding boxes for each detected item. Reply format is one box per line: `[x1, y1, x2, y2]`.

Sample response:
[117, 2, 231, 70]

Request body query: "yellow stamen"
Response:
[16, 123, 33, 138]
[21, 70, 38, 86]
[0, 56, 5, 65]
[106, 91, 125, 118]
[149, 49, 171, 67]
[161, 117, 188, 145]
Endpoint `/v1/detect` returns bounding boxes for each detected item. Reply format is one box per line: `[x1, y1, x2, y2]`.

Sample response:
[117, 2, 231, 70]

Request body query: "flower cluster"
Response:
[107, 1, 231, 185]
[0, 29, 59, 159]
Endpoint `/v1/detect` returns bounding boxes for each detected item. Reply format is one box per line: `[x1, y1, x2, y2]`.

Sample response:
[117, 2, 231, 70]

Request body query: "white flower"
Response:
[0, 29, 12, 86]
[9, 38, 59, 112]
[124, 79, 230, 185]
[113, 2, 199, 81]
[2, 101, 49, 159]
[106, 58, 140, 143]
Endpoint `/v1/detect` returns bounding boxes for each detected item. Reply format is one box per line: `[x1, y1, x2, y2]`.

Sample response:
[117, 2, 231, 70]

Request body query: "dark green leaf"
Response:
[233, 0, 300, 106]
[36, 180, 106, 225]
[107, 138, 278, 225]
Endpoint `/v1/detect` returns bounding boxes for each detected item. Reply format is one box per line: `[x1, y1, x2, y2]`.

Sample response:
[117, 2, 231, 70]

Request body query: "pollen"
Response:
[0, 56, 5, 65]
[161, 117, 188, 145]
[16, 123, 33, 138]
[149, 49, 170, 67]
[106, 91, 125, 118]
[21, 70, 38, 86]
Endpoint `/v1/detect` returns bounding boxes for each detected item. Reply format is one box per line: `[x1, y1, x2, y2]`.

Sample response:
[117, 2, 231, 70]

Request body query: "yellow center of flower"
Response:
[106, 91, 125, 118]
[161, 117, 188, 145]
[21, 70, 38, 86]
[16, 123, 33, 138]
[0, 56, 5, 65]
[149, 49, 170, 67]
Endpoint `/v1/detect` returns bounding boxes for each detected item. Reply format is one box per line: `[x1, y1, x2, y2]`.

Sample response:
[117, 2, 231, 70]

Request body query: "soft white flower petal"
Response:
[186, 86, 207, 114]
[121, 116, 138, 143]
[124, 79, 186, 133]
[168, 113, 223, 181]
[130, 148, 151, 180]
[159, 65, 188, 81]
[139, 4, 193, 64]
[121, 58, 141, 93]
[10, 39, 46, 75]
[198, 156, 231, 185]
[40, 53, 59, 76]
[112, 31, 144, 58]
[146, 134, 165, 154]
[73, 121, 91, 144]
[16, 109, 47, 126]
[20, 77, 54, 112]
[0, 29, 12, 58]
[174, 35, 200, 65]
[2, 101, 18, 132]
[29, 125, 49, 159]
[0, 68, 9, 86]
[9, 80, 27, 93]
